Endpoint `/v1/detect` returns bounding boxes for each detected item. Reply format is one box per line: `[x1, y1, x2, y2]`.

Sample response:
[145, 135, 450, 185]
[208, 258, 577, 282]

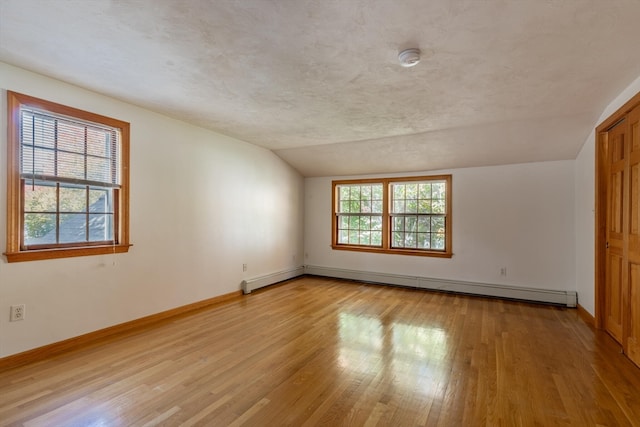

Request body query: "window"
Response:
[4, 91, 131, 262]
[335, 182, 384, 247]
[332, 175, 452, 257]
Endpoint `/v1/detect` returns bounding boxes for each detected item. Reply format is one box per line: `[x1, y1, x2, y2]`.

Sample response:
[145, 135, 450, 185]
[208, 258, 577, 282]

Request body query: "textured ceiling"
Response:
[2, 0, 640, 176]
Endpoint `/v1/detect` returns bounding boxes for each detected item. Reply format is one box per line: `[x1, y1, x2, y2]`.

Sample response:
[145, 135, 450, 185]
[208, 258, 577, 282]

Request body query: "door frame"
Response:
[595, 91, 640, 330]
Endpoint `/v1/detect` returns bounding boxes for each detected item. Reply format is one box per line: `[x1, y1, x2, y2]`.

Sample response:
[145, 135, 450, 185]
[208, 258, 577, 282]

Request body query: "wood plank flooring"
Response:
[1, 276, 640, 426]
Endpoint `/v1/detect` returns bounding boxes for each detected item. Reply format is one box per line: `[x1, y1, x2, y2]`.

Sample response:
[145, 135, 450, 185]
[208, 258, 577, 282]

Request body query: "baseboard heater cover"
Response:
[241, 266, 305, 294]
[304, 265, 577, 307]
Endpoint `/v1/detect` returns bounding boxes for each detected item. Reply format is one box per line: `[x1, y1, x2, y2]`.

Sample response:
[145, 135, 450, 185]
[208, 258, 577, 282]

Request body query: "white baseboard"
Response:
[303, 265, 577, 307]
[241, 267, 305, 294]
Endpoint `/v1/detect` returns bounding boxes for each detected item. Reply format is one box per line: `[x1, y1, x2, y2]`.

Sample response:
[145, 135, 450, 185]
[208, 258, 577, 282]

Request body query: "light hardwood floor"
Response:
[1, 276, 640, 426]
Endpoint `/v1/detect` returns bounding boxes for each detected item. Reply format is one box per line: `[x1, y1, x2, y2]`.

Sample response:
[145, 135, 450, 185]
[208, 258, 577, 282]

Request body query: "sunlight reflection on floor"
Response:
[337, 312, 449, 398]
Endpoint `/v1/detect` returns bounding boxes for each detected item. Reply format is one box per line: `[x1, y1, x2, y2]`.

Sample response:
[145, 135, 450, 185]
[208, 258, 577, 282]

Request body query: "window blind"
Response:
[20, 108, 120, 188]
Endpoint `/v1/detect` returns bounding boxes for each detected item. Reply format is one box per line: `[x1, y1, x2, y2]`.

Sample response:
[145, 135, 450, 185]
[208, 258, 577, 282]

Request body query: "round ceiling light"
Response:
[398, 48, 421, 67]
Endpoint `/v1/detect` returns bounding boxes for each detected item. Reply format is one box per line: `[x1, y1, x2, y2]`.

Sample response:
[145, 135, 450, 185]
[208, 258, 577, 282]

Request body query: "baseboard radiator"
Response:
[303, 265, 577, 307]
[241, 267, 305, 294]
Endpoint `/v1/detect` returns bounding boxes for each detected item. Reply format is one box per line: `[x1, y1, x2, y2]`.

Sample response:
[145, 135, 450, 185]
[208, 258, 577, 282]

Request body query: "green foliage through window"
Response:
[333, 176, 451, 256]
[390, 181, 446, 250]
[336, 183, 383, 247]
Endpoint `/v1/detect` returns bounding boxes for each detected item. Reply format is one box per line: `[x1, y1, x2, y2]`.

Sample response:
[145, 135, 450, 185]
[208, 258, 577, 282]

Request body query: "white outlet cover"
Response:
[10, 304, 25, 321]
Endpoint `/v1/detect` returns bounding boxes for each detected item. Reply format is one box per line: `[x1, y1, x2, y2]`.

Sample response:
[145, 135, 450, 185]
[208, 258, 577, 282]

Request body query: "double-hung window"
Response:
[334, 182, 384, 247]
[4, 91, 131, 262]
[332, 175, 452, 257]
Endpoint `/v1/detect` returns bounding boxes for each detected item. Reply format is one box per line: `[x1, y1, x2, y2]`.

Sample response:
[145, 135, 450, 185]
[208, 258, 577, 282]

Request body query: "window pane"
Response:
[57, 151, 85, 180]
[24, 213, 57, 243]
[404, 233, 417, 248]
[359, 216, 371, 230]
[59, 213, 87, 243]
[393, 184, 405, 199]
[432, 183, 445, 199]
[393, 216, 404, 231]
[432, 199, 446, 214]
[372, 185, 383, 200]
[419, 183, 431, 199]
[349, 216, 359, 230]
[89, 188, 110, 213]
[406, 217, 417, 232]
[24, 184, 56, 212]
[338, 184, 383, 217]
[417, 217, 430, 233]
[89, 213, 112, 241]
[361, 185, 371, 199]
[371, 231, 382, 246]
[87, 128, 111, 157]
[350, 186, 361, 199]
[417, 233, 430, 249]
[87, 156, 112, 183]
[431, 216, 445, 233]
[360, 232, 371, 246]
[59, 186, 87, 213]
[339, 186, 350, 200]
[371, 216, 382, 230]
[418, 199, 431, 214]
[22, 146, 56, 176]
[57, 121, 85, 154]
[23, 113, 56, 149]
[340, 216, 349, 229]
[393, 232, 404, 247]
[431, 233, 445, 250]
[406, 184, 418, 200]
[393, 200, 404, 213]
[336, 213, 383, 247]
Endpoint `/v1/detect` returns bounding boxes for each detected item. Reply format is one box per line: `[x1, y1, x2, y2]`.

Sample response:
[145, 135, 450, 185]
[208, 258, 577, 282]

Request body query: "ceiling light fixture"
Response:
[398, 48, 421, 67]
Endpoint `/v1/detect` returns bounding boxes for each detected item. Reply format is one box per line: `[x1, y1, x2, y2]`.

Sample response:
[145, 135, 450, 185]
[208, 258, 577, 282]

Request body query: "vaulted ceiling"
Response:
[2, 0, 640, 176]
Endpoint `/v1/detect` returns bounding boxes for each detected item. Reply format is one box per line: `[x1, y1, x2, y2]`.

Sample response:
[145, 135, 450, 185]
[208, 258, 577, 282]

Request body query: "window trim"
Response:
[4, 91, 131, 262]
[332, 175, 452, 258]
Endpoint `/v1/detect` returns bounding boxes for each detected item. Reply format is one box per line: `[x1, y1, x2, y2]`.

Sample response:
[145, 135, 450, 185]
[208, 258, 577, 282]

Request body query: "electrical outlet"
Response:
[242, 263, 247, 272]
[500, 267, 507, 277]
[10, 304, 25, 322]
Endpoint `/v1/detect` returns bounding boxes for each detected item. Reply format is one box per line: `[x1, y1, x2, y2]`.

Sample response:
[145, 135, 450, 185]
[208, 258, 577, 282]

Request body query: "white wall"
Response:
[0, 62, 305, 358]
[574, 75, 640, 316]
[305, 161, 576, 291]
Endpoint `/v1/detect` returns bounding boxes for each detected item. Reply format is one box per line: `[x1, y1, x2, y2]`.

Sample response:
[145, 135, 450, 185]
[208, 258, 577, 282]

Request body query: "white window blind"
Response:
[20, 108, 120, 188]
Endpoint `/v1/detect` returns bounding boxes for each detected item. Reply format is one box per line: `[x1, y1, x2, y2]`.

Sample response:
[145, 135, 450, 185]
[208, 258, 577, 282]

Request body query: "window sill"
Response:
[4, 244, 132, 263]
[332, 244, 453, 258]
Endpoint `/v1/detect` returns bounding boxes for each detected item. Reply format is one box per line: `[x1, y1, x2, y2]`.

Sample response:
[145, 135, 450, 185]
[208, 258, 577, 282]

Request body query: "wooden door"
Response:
[597, 92, 640, 369]
[627, 104, 640, 366]
[605, 121, 626, 343]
